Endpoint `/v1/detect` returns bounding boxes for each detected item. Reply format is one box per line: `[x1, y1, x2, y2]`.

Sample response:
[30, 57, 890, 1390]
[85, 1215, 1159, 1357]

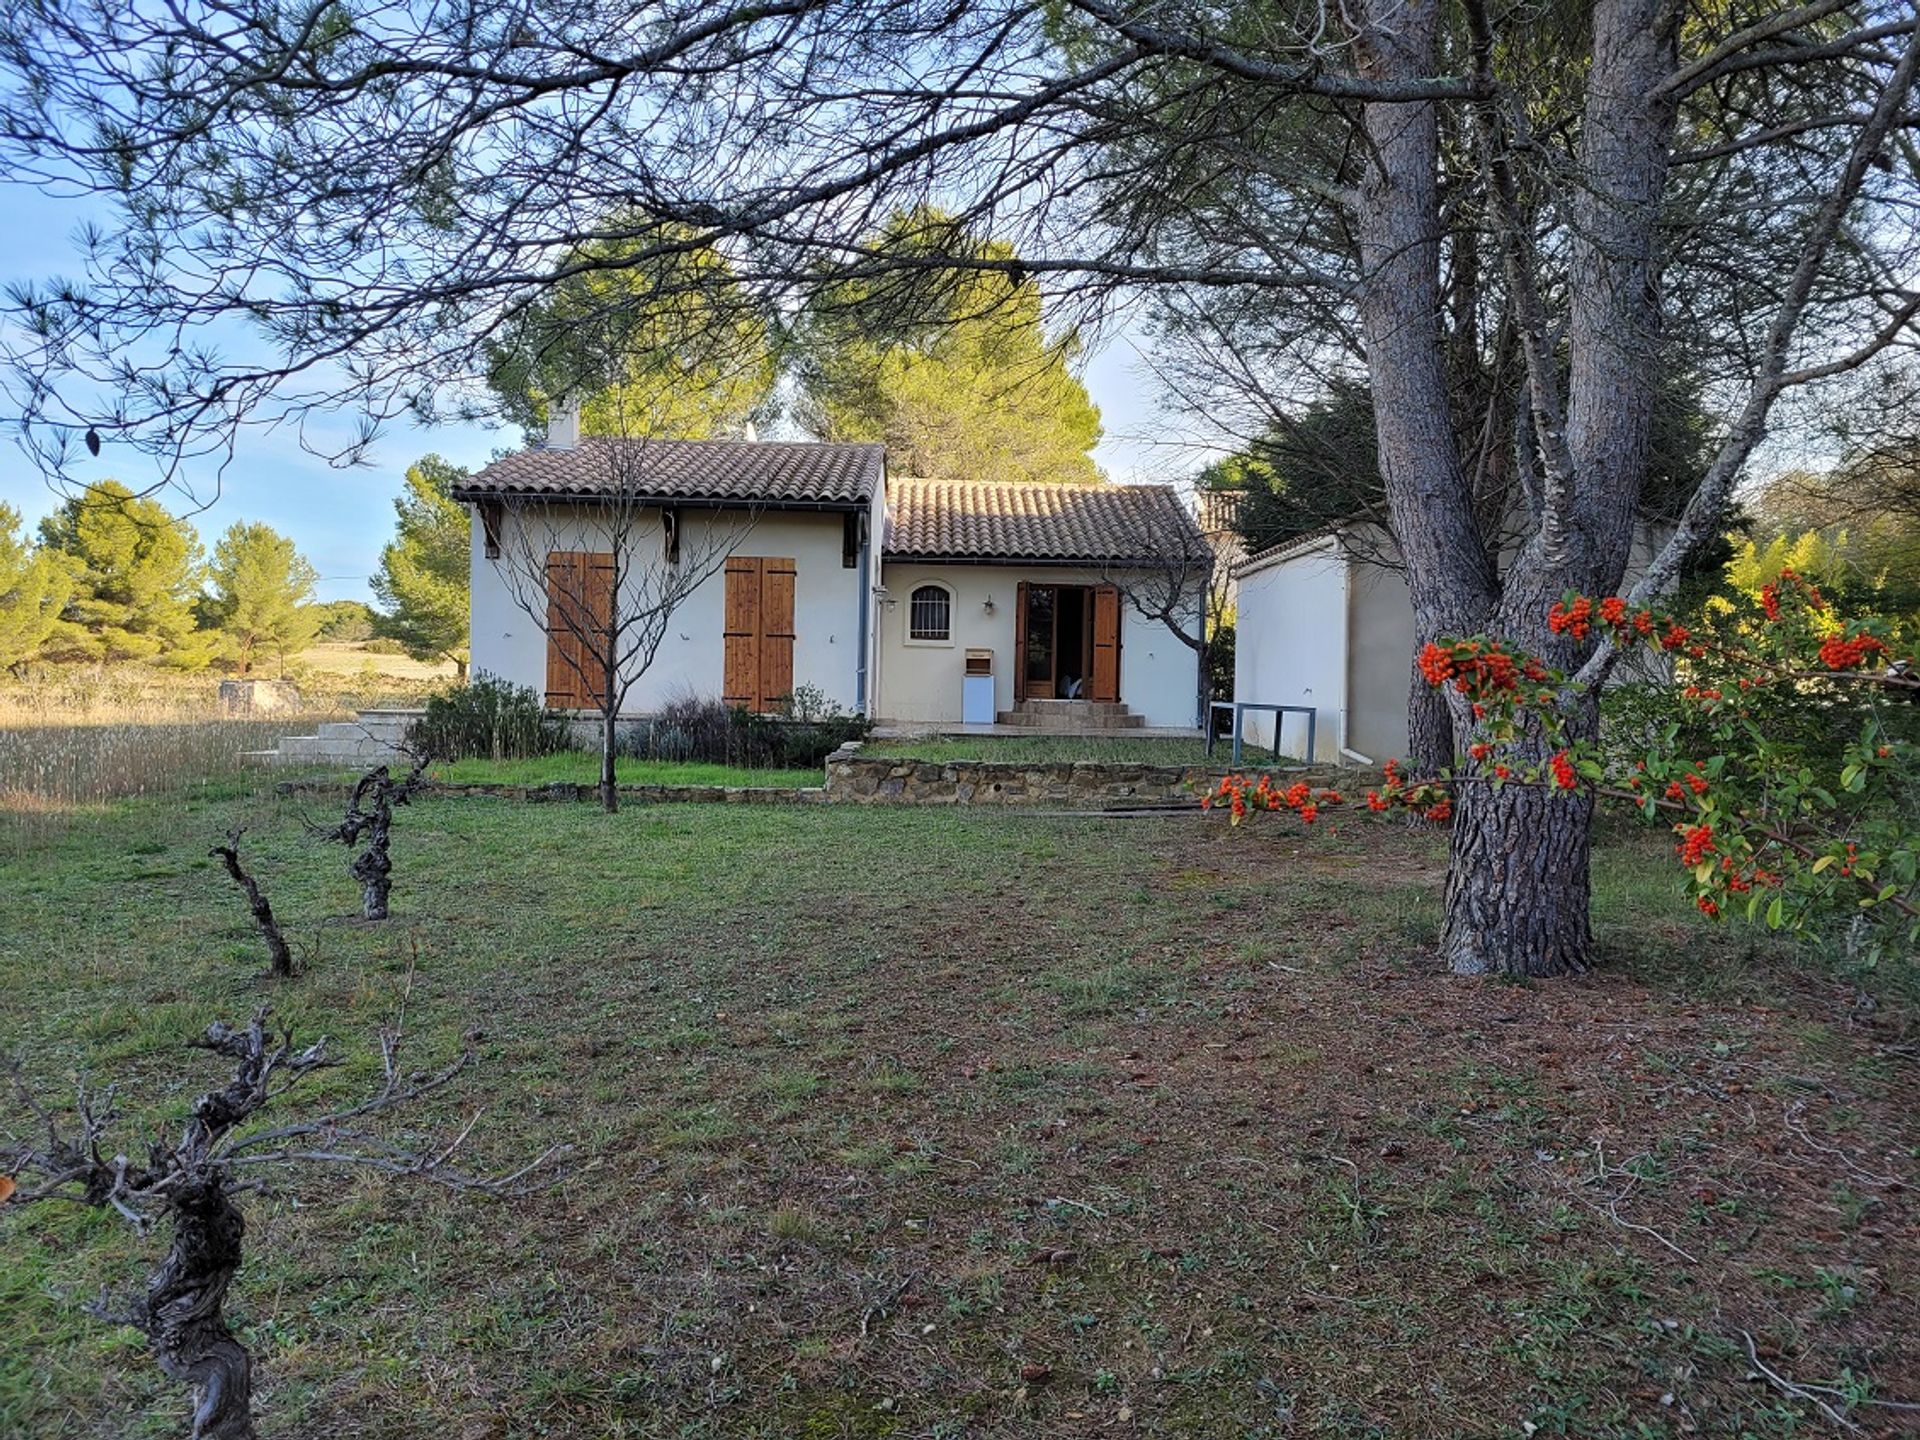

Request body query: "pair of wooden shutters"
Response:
[545, 551, 614, 709]
[1012, 582, 1122, 704]
[723, 557, 796, 713]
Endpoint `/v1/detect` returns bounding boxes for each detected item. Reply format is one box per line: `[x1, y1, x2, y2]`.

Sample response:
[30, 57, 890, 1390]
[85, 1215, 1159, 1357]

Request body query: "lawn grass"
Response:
[432, 752, 824, 789]
[865, 734, 1223, 766]
[2, 793, 1915, 1439]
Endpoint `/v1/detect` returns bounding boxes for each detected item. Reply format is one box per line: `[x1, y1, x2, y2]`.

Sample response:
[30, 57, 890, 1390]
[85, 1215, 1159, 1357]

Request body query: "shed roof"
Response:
[1230, 527, 1345, 580]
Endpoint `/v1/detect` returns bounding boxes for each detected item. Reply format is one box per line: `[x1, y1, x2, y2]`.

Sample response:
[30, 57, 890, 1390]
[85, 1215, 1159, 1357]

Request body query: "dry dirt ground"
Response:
[2, 796, 1914, 1439]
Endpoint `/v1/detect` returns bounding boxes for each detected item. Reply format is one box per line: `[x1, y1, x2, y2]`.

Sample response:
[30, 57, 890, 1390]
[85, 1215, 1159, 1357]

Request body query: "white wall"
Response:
[1231, 539, 1348, 761]
[469, 503, 867, 714]
[874, 563, 1202, 728]
[1345, 560, 1415, 761]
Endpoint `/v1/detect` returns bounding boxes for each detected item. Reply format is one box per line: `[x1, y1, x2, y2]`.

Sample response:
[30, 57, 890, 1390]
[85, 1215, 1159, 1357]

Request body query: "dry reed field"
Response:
[0, 670, 353, 847]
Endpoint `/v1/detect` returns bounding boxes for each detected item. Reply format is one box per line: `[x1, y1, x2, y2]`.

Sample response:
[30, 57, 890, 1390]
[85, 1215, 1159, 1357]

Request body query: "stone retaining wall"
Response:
[826, 749, 1234, 808]
[275, 751, 1343, 809]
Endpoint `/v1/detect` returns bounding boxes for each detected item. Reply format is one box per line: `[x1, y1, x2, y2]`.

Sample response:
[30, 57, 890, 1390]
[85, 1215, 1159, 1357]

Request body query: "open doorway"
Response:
[1020, 583, 1102, 699]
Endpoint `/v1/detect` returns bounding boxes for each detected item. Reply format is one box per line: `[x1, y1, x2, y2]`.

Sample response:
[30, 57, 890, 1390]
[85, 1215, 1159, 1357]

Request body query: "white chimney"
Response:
[547, 396, 581, 450]
[744, 420, 758, 443]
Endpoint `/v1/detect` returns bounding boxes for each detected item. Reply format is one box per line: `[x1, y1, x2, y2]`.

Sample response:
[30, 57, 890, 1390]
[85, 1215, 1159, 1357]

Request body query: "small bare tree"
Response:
[2, 1005, 557, 1440]
[311, 747, 432, 920]
[207, 828, 295, 977]
[487, 418, 753, 813]
[1087, 485, 1215, 729]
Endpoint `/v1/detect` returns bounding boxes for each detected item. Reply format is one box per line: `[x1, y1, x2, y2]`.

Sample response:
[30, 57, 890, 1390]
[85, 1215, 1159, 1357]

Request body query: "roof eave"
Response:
[884, 551, 1176, 568]
[452, 487, 873, 513]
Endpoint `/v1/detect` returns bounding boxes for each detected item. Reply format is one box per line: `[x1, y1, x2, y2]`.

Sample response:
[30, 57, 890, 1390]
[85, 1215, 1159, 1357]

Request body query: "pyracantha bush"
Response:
[1205, 572, 1918, 957]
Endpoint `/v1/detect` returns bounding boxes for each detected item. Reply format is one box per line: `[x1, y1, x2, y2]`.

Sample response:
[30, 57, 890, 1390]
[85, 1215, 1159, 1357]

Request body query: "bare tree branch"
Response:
[3, 1006, 557, 1440]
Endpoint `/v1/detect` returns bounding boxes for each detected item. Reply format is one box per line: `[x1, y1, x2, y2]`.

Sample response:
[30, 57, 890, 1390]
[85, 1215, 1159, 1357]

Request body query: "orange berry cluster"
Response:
[1677, 823, 1715, 866]
[1817, 632, 1888, 671]
[1417, 639, 1548, 702]
[1202, 773, 1344, 825]
[1549, 751, 1577, 790]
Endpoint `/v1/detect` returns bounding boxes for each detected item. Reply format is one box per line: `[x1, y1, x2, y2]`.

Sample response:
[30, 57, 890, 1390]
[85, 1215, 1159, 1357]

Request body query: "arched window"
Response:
[908, 583, 953, 642]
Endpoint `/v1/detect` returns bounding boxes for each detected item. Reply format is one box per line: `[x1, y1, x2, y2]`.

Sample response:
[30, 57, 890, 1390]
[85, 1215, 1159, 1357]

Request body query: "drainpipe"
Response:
[855, 509, 872, 714]
[1336, 547, 1354, 766]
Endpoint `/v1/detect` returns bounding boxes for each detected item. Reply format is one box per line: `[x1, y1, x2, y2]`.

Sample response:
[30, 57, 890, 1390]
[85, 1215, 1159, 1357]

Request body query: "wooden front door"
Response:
[723, 556, 796, 712]
[545, 551, 613, 709]
[1017, 582, 1121, 702]
[1014, 581, 1029, 703]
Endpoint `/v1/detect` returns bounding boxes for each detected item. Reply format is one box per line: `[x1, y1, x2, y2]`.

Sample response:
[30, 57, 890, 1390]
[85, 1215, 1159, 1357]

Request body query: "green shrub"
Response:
[639, 689, 870, 771]
[410, 676, 569, 760]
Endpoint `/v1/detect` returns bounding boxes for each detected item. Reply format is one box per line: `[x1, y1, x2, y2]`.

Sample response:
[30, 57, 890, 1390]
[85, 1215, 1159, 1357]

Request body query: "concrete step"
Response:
[995, 710, 1146, 730]
[247, 708, 424, 767]
[1006, 700, 1131, 716]
[272, 734, 411, 764]
[313, 720, 414, 744]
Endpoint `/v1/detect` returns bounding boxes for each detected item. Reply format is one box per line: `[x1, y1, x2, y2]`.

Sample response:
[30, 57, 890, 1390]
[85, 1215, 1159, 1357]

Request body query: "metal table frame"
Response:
[1205, 701, 1318, 768]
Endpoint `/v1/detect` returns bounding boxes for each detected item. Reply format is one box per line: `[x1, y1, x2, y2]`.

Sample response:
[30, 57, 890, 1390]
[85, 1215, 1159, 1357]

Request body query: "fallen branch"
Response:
[1739, 1330, 1862, 1434]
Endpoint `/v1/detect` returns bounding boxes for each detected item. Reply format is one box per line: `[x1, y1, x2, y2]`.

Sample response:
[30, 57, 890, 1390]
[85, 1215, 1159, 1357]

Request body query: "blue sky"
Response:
[0, 183, 1197, 605]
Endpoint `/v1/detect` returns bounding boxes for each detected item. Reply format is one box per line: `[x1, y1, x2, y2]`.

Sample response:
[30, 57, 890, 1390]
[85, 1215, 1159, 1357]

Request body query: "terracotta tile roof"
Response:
[886, 479, 1203, 563]
[452, 438, 884, 506]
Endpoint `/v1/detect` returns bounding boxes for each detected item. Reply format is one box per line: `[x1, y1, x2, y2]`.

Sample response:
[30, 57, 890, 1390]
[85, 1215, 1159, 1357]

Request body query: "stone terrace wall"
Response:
[825, 749, 1235, 808]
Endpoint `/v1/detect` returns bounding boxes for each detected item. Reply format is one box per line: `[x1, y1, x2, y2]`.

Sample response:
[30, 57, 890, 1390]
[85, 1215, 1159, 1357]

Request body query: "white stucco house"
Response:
[453, 434, 1207, 730]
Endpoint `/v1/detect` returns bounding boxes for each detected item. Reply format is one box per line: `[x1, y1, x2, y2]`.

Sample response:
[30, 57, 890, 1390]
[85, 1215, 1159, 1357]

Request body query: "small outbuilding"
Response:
[1230, 529, 1416, 764]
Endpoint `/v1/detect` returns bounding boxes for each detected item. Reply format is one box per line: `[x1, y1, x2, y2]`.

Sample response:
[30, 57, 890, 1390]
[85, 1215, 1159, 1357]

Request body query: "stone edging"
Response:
[272, 744, 1338, 809]
[273, 778, 823, 805]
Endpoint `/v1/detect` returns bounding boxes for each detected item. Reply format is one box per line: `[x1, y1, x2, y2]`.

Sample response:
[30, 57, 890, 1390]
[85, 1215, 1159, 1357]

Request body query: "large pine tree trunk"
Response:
[1350, 0, 1676, 978]
[1442, 781, 1595, 976]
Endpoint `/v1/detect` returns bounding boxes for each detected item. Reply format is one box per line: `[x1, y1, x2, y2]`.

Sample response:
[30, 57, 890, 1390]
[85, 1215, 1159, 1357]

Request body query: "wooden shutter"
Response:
[723, 557, 761, 710]
[545, 554, 577, 707]
[1090, 584, 1122, 703]
[760, 558, 796, 709]
[545, 551, 613, 709]
[1013, 580, 1029, 704]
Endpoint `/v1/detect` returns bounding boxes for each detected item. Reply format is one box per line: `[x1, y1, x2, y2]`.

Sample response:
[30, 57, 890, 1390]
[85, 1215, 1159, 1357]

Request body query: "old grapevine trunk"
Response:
[1354, 0, 1676, 976]
[132, 1177, 256, 1440]
[352, 836, 392, 921]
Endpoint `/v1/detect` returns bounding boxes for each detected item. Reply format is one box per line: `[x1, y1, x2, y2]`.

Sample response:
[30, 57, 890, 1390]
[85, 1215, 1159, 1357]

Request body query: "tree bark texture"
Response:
[129, 1175, 256, 1440]
[1404, 651, 1455, 776]
[1442, 776, 1595, 976]
[600, 710, 619, 814]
